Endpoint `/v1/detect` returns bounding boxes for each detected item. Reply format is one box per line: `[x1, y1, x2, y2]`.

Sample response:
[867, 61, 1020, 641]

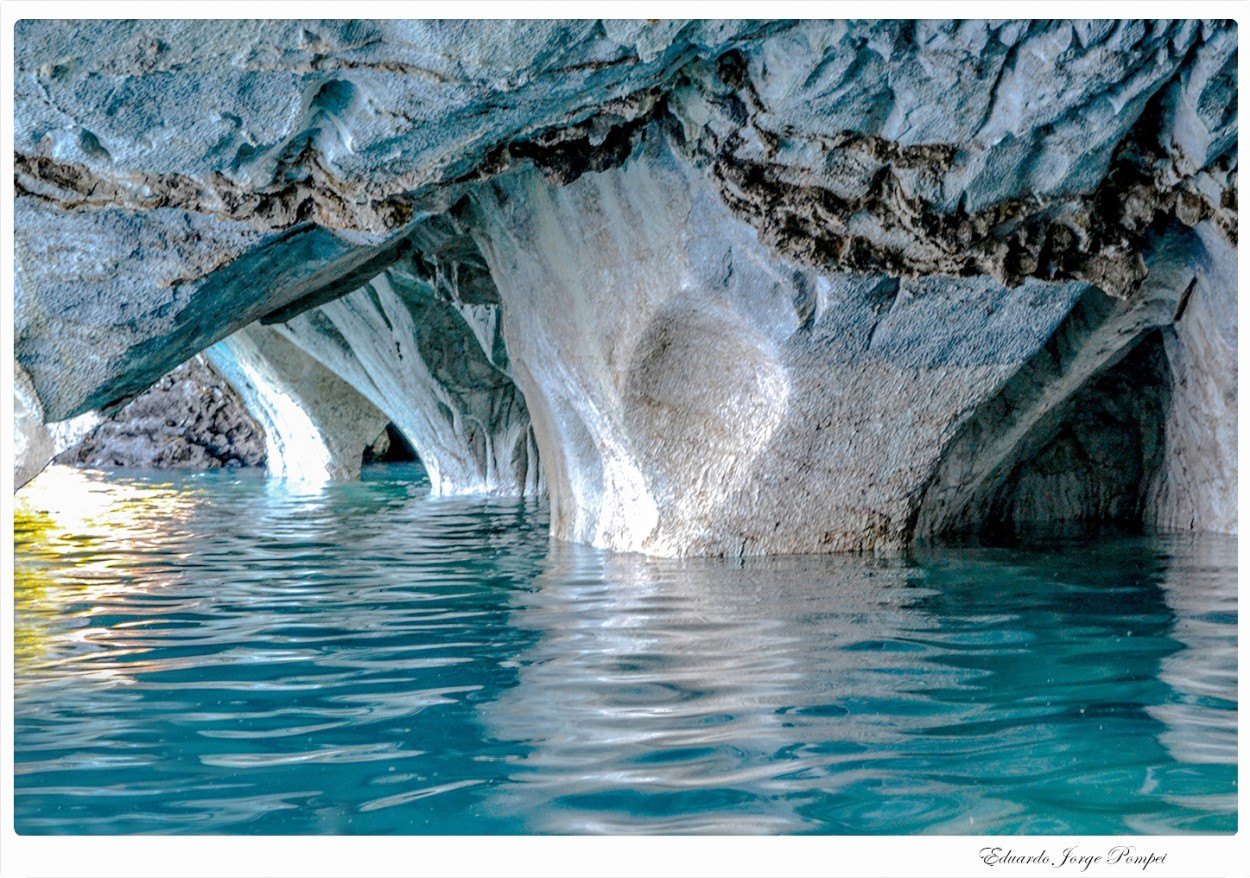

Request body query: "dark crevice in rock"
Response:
[931, 330, 1171, 545]
[362, 422, 420, 465]
[457, 88, 668, 187]
[980, 331, 1171, 542]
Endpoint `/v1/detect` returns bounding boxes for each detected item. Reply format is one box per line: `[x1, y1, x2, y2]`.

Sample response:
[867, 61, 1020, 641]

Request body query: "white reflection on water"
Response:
[480, 538, 1237, 834]
[13, 466, 1237, 835]
[15, 467, 205, 681]
[1130, 535, 1238, 834]
[480, 546, 967, 833]
[1147, 536, 1238, 761]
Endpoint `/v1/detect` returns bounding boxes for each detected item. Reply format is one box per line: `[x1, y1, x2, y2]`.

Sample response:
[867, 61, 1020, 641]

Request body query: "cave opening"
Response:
[362, 422, 421, 466]
[973, 330, 1172, 545]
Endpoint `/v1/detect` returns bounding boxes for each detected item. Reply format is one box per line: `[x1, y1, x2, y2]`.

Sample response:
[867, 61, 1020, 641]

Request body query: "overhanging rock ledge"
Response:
[13, 19, 1237, 555]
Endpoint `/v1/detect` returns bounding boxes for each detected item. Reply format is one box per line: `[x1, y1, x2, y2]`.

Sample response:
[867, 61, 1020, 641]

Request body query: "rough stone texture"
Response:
[474, 136, 1095, 555]
[204, 324, 389, 480]
[13, 194, 410, 423]
[11, 19, 1237, 550]
[670, 21, 1235, 296]
[15, 197, 261, 421]
[54, 356, 266, 470]
[13, 20, 776, 214]
[1146, 222, 1237, 533]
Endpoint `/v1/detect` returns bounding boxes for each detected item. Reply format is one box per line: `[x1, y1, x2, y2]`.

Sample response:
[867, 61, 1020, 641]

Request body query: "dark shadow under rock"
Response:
[55, 356, 266, 469]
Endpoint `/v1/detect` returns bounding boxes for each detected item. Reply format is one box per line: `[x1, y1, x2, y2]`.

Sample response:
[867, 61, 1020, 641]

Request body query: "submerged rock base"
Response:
[12, 19, 1237, 555]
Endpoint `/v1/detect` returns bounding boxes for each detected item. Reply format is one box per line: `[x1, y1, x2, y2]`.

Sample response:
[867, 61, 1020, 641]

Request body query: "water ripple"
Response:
[13, 465, 1237, 835]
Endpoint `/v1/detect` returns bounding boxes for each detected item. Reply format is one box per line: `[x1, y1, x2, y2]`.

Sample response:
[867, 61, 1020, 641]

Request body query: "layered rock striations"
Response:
[273, 235, 542, 496]
[12, 19, 1237, 554]
[204, 324, 389, 480]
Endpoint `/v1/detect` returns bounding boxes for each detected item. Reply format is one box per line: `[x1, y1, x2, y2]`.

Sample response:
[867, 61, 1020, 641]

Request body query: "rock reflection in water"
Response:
[14, 467, 1236, 834]
[480, 546, 945, 833]
[1136, 535, 1237, 832]
[480, 538, 1235, 834]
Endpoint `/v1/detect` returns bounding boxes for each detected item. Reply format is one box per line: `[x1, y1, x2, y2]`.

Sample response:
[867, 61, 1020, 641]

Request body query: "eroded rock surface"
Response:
[205, 324, 389, 480]
[674, 21, 1235, 293]
[12, 19, 1237, 553]
[474, 136, 1105, 554]
[1146, 222, 1237, 534]
[274, 239, 540, 496]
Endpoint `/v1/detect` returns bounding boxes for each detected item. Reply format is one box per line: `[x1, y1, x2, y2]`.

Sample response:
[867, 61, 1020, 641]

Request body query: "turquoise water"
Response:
[13, 464, 1237, 834]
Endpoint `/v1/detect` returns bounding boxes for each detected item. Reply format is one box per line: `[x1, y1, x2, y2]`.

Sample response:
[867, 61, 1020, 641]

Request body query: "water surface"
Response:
[13, 464, 1237, 834]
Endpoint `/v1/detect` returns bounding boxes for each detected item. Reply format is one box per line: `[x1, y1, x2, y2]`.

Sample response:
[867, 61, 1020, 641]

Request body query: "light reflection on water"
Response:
[12, 465, 1237, 834]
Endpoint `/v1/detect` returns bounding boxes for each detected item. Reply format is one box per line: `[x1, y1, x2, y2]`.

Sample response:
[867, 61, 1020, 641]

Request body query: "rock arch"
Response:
[12, 19, 1236, 554]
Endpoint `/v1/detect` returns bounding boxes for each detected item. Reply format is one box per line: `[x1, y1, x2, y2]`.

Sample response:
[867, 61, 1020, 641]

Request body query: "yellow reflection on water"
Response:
[14, 466, 202, 681]
[13, 503, 58, 667]
[17, 464, 199, 544]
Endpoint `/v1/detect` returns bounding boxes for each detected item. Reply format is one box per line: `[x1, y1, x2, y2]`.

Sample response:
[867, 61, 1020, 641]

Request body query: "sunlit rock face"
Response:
[14, 359, 102, 489]
[12, 19, 1237, 551]
[474, 136, 1100, 555]
[204, 325, 388, 480]
[15, 364, 64, 489]
[274, 235, 541, 497]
